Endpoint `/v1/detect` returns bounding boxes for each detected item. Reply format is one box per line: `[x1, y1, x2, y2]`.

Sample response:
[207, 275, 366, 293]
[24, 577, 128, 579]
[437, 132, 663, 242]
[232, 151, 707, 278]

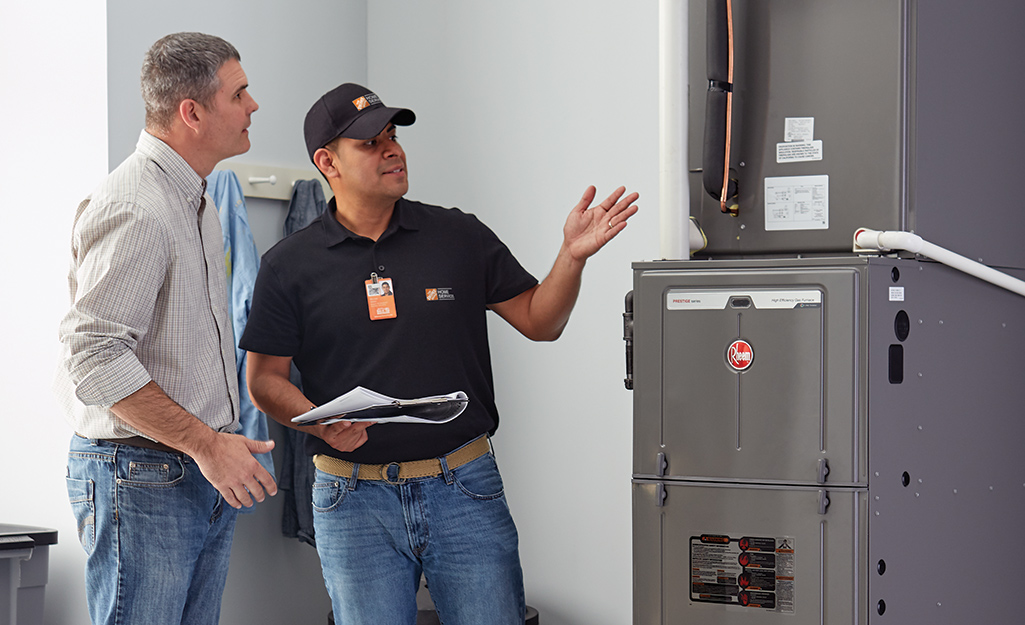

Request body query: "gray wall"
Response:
[107, 0, 368, 170]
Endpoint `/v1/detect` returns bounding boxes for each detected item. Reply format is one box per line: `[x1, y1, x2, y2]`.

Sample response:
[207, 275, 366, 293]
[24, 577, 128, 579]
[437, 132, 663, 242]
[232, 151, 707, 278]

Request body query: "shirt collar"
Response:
[320, 197, 421, 247]
[135, 130, 207, 213]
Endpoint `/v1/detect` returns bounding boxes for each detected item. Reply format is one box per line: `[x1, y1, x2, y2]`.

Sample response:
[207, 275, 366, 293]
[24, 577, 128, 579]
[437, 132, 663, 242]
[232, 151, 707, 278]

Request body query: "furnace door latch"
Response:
[818, 490, 831, 515]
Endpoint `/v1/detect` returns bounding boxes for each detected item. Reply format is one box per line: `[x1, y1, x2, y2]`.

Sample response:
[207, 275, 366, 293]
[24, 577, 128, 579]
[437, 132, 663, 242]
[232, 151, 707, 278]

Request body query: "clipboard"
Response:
[292, 387, 468, 426]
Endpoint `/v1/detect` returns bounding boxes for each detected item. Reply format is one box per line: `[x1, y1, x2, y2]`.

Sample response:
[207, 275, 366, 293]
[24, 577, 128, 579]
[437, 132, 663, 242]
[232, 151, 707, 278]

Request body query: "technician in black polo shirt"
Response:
[241, 83, 638, 625]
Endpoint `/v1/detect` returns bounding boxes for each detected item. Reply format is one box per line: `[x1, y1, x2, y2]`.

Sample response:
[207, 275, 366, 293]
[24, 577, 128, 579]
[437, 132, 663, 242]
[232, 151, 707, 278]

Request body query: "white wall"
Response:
[0, 2, 106, 624]
[2, 1, 660, 623]
[368, 3, 660, 623]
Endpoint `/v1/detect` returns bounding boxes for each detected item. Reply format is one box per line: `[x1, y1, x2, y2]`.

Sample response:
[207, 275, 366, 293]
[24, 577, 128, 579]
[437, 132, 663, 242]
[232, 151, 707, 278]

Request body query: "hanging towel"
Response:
[279, 180, 327, 545]
[207, 170, 275, 490]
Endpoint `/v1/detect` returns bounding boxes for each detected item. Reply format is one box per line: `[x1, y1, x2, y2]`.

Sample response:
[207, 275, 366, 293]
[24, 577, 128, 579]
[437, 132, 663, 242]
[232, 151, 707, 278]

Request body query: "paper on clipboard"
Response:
[292, 386, 468, 426]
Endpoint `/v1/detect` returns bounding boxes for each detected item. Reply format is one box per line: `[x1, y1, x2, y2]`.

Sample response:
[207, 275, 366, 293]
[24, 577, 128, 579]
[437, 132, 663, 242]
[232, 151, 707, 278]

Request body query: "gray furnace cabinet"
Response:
[630, 257, 1025, 625]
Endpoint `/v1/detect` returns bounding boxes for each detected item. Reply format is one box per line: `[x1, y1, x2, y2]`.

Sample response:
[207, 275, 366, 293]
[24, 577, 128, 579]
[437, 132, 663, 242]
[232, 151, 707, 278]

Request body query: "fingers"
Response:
[574, 185, 638, 217]
[251, 464, 278, 498]
[599, 185, 628, 210]
[245, 437, 275, 454]
[608, 190, 639, 215]
[605, 191, 640, 232]
[222, 463, 277, 509]
[608, 199, 640, 228]
[322, 420, 372, 453]
[201, 434, 280, 509]
[574, 186, 598, 212]
[219, 487, 244, 510]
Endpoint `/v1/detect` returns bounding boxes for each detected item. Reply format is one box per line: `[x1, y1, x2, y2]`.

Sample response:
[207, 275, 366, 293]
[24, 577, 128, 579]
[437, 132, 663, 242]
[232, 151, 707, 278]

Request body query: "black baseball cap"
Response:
[303, 83, 416, 161]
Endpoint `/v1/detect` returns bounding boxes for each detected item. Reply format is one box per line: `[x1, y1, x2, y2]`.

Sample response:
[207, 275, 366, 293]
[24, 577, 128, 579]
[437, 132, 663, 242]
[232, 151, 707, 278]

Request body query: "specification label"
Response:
[764, 175, 829, 231]
[690, 534, 795, 614]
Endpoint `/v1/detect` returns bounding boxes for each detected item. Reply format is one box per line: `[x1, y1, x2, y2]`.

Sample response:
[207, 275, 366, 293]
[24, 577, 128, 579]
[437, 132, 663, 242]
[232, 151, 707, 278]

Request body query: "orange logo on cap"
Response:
[352, 96, 370, 111]
[425, 288, 439, 301]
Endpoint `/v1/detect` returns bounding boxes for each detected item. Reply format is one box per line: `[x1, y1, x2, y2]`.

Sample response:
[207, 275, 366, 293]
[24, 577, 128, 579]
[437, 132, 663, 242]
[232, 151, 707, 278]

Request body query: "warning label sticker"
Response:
[690, 534, 796, 614]
[776, 140, 823, 163]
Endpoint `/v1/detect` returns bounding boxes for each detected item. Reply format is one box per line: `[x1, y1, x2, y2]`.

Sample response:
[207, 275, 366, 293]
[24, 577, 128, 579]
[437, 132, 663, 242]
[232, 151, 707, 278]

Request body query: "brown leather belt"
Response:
[78, 433, 180, 454]
[313, 436, 490, 482]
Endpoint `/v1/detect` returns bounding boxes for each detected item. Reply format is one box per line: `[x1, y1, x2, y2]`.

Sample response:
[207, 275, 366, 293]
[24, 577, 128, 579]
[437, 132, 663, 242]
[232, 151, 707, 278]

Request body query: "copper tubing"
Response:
[720, 0, 736, 214]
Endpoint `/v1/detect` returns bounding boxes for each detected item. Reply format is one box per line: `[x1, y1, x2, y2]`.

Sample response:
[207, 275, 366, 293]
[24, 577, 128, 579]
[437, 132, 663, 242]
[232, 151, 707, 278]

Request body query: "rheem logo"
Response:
[727, 339, 754, 371]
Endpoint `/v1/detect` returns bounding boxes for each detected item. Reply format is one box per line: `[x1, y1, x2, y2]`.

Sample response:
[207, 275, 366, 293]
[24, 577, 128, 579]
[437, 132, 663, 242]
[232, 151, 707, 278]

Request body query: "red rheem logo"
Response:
[727, 339, 754, 371]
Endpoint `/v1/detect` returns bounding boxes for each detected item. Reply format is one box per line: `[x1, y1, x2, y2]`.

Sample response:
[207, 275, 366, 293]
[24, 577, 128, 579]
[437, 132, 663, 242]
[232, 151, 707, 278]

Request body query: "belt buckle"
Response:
[381, 462, 404, 484]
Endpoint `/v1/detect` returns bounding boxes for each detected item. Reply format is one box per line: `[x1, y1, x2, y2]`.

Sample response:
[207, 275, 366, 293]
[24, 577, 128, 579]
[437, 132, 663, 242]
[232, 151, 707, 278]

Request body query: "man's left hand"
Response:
[563, 185, 639, 262]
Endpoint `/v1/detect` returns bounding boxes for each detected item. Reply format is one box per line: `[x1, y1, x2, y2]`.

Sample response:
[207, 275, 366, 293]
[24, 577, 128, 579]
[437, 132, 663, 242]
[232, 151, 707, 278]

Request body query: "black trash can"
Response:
[0, 524, 58, 625]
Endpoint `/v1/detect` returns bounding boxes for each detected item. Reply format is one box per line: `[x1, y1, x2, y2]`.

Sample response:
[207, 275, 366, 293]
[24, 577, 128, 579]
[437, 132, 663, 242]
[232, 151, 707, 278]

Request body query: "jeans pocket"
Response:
[66, 477, 96, 554]
[453, 454, 505, 501]
[121, 455, 185, 488]
[312, 476, 346, 513]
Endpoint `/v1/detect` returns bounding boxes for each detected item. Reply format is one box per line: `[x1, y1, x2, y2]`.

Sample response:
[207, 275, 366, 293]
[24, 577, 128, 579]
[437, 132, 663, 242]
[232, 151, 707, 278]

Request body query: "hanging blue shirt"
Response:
[207, 170, 275, 482]
[279, 179, 326, 545]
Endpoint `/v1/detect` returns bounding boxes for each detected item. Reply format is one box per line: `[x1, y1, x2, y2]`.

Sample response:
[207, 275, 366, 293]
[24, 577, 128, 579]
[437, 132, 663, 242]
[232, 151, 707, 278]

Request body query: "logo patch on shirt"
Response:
[425, 288, 455, 301]
[352, 93, 381, 111]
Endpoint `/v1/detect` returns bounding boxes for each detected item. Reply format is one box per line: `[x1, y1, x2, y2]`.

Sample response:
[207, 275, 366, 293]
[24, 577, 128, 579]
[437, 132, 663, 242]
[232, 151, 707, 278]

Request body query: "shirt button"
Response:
[378, 265, 385, 271]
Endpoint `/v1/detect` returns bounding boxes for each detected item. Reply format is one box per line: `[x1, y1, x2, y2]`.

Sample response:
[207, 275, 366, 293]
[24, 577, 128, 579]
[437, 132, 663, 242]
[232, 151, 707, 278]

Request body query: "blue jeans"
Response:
[66, 435, 238, 625]
[313, 447, 525, 625]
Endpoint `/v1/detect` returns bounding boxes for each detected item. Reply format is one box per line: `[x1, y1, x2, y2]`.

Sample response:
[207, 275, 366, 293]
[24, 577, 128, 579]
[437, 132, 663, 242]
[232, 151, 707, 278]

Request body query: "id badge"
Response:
[366, 274, 396, 320]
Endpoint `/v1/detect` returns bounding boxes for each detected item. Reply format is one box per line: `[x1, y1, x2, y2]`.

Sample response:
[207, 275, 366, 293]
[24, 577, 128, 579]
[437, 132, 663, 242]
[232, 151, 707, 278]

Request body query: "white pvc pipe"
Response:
[659, 0, 689, 259]
[854, 228, 1025, 298]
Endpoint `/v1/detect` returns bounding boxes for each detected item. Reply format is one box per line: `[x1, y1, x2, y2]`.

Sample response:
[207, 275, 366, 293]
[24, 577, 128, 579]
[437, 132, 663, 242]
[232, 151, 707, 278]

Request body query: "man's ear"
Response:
[178, 99, 202, 133]
[313, 147, 340, 179]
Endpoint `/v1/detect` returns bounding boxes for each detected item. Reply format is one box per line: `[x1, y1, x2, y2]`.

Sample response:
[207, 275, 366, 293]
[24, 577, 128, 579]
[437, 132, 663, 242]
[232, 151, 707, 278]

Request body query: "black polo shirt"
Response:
[240, 197, 537, 463]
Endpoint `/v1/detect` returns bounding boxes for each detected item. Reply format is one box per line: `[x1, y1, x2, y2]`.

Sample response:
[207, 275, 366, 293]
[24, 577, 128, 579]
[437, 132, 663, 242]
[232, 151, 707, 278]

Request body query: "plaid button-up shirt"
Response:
[55, 131, 239, 439]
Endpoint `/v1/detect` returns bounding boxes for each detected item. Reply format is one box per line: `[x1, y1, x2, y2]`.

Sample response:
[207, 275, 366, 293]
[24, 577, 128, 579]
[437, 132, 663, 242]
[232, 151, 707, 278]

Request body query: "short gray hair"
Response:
[141, 32, 241, 131]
